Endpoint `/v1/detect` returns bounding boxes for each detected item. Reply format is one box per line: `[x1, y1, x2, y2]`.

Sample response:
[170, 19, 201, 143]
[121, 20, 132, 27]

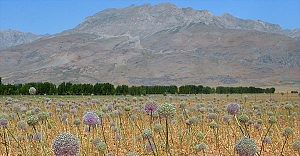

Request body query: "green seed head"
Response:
[27, 115, 39, 126]
[268, 116, 277, 124]
[238, 114, 249, 123]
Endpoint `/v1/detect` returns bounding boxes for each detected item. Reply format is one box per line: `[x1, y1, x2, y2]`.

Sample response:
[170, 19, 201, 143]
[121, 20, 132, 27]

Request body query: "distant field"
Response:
[0, 93, 299, 155]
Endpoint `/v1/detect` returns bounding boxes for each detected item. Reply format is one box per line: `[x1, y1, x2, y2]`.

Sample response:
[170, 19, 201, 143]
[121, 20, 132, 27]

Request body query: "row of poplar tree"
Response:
[0, 77, 275, 95]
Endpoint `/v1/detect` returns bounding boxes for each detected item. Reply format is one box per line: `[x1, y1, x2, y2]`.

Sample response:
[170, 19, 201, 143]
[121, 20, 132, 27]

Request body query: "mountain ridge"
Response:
[0, 3, 299, 87]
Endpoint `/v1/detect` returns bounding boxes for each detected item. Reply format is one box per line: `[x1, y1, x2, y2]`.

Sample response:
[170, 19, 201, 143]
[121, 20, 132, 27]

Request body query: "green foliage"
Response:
[0, 80, 275, 95]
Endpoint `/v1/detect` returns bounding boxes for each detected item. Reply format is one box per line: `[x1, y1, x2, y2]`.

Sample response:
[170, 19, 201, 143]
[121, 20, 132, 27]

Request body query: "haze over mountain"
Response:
[1, 3, 299, 87]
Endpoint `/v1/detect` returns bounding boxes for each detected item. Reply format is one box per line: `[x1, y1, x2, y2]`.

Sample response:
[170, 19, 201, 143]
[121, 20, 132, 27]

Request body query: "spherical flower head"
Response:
[282, 127, 293, 137]
[130, 114, 137, 121]
[235, 136, 258, 156]
[194, 143, 207, 152]
[142, 128, 153, 139]
[292, 140, 300, 151]
[33, 132, 42, 141]
[222, 114, 231, 123]
[38, 112, 49, 122]
[209, 120, 219, 129]
[158, 102, 176, 118]
[29, 87, 36, 95]
[144, 100, 158, 114]
[154, 123, 163, 132]
[199, 107, 206, 113]
[0, 118, 8, 127]
[92, 137, 102, 147]
[186, 116, 198, 125]
[96, 141, 107, 153]
[115, 134, 121, 140]
[27, 115, 39, 126]
[284, 104, 294, 110]
[226, 103, 241, 115]
[124, 106, 131, 111]
[83, 112, 99, 126]
[206, 112, 218, 120]
[268, 116, 277, 124]
[263, 136, 272, 144]
[238, 114, 249, 123]
[17, 120, 27, 130]
[73, 118, 81, 126]
[13, 103, 21, 113]
[52, 132, 80, 156]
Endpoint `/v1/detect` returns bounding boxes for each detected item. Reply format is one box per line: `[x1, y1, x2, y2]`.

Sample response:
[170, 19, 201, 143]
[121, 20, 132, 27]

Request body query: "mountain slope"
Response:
[0, 30, 48, 50]
[0, 3, 299, 87]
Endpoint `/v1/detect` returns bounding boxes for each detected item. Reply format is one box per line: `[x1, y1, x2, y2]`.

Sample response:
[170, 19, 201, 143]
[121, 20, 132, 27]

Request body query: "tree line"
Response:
[0, 77, 275, 95]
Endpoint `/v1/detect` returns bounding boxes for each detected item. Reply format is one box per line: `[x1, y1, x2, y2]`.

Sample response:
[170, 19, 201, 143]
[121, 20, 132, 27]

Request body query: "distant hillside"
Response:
[0, 3, 299, 87]
[0, 30, 49, 50]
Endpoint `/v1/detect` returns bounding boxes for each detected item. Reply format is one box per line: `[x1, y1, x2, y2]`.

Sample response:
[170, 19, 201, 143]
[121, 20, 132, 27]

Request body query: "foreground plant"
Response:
[52, 132, 80, 156]
[235, 136, 258, 156]
[157, 102, 176, 156]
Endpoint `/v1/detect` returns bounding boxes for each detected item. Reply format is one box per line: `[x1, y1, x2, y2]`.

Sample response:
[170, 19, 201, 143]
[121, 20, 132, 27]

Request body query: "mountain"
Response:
[0, 30, 49, 50]
[0, 3, 299, 87]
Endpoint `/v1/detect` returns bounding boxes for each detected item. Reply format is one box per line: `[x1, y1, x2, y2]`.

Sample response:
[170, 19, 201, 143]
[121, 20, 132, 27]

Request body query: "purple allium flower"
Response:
[263, 136, 272, 144]
[292, 112, 298, 117]
[109, 121, 116, 127]
[292, 140, 300, 152]
[17, 120, 27, 130]
[206, 112, 218, 120]
[115, 134, 121, 140]
[145, 141, 156, 153]
[130, 114, 137, 121]
[144, 100, 158, 114]
[113, 127, 118, 132]
[13, 103, 21, 113]
[83, 112, 99, 126]
[235, 136, 258, 156]
[52, 132, 80, 156]
[0, 118, 8, 127]
[29, 87, 36, 95]
[222, 114, 231, 123]
[21, 106, 27, 112]
[254, 123, 261, 130]
[112, 110, 119, 117]
[226, 103, 241, 115]
[33, 132, 42, 141]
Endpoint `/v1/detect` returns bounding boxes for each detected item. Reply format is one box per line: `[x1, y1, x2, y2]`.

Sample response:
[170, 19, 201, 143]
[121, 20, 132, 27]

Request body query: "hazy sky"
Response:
[1, 0, 299, 34]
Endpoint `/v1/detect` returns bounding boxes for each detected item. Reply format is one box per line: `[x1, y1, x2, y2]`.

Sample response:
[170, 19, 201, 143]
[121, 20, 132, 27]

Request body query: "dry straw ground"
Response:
[0, 92, 299, 155]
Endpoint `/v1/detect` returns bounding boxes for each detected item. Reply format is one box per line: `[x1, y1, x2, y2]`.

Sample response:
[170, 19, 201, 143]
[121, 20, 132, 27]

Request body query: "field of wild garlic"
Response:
[0, 91, 299, 156]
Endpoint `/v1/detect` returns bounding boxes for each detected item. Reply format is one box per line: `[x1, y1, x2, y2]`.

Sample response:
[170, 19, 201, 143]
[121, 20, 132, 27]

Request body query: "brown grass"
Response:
[0, 93, 299, 155]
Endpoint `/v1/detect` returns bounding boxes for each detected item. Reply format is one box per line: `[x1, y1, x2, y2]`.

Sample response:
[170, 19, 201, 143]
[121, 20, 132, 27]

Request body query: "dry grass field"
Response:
[0, 92, 299, 156]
